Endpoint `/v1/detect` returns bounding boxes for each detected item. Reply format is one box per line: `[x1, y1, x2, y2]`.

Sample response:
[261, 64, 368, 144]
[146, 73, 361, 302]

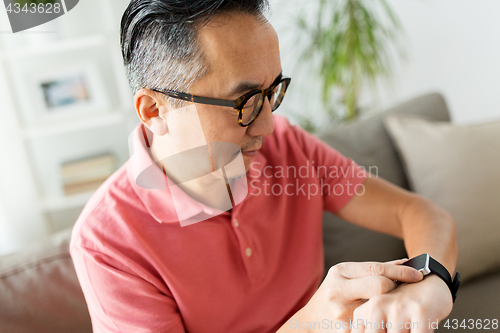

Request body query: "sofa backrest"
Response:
[318, 92, 451, 272]
[0, 228, 92, 333]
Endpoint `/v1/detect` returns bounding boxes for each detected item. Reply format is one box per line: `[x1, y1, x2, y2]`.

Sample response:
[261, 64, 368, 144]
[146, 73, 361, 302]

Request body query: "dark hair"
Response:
[120, 0, 269, 106]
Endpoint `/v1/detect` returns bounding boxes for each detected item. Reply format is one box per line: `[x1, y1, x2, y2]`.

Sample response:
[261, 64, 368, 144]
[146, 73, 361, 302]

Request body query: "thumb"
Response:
[385, 258, 408, 265]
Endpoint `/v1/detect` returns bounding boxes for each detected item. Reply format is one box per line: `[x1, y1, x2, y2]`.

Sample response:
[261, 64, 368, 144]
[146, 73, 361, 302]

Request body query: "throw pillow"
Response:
[384, 115, 500, 282]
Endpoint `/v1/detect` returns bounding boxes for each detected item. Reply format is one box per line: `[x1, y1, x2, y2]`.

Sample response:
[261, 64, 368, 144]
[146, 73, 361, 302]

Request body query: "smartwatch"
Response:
[401, 253, 460, 302]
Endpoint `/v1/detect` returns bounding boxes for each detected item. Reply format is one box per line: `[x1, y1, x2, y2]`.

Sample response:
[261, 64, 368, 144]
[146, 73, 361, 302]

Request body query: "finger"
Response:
[350, 313, 366, 333]
[365, 315, 387, 333]
[408, 314, 433, 333]
[385, 258, 408, 265]
[386, 316, 411, 333]
[344, 276, 396, 300]
[351, 305, 368, 333]
[351, 320, 366, 333]
[333, 316, 361, 333]
[357, 308, 387, 333]
[334, 262, 423, 282]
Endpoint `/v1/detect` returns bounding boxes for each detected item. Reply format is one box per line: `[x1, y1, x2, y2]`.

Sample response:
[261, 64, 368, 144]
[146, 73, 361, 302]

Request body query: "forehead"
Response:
[196, 12, 281, 91]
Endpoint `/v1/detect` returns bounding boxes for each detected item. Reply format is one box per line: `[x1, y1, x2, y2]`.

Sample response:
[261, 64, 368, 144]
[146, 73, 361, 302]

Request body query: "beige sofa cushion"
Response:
[384, 116, 500, 282]
[0, 228, 91, 333]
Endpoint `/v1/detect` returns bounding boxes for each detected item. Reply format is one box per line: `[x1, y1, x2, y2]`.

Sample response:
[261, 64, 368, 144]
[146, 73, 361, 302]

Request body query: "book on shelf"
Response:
[60, 153, 117, 196]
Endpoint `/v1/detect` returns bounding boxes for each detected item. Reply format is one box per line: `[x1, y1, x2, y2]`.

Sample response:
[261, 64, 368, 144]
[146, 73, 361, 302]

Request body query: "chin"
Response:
[243, 157, 253, 173]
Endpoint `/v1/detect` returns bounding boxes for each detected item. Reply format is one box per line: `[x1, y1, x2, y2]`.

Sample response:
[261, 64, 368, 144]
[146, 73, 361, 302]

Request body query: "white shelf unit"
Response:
[41, 191, 95, 212]
[0, 0, 136, 233]
[0, 34, 107, 60]
[22, 111, 126, 139]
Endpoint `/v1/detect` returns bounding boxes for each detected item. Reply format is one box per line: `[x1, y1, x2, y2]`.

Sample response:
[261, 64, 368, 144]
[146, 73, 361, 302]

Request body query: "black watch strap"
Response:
[428, 256, 461, 303]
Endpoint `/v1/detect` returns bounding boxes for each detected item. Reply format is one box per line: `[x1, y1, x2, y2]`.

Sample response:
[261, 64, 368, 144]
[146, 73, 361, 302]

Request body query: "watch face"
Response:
[401, 253, 431, 275]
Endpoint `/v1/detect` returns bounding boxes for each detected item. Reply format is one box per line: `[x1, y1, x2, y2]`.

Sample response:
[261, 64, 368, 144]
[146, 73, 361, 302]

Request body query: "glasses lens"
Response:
[241, 93, 264, 125]
[239, 79, 289, 126]
[270, 81, 287, 111]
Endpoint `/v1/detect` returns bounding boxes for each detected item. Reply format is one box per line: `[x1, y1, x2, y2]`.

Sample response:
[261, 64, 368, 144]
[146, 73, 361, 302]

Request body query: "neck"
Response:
[150, 134, 233, 211]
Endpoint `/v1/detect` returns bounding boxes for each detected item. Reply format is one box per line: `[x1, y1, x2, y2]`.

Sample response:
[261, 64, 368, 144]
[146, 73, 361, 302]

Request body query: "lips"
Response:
[241, 148, 260, 157]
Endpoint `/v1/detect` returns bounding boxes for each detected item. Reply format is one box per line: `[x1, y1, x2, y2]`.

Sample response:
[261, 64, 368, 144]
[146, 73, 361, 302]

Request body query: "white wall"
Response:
[0, 63, 46, 255]
[270, 0, 500, 125]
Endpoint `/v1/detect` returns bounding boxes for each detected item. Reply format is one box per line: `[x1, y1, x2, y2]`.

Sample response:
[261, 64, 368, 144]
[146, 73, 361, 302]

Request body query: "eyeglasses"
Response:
[151, 75, 291, 127]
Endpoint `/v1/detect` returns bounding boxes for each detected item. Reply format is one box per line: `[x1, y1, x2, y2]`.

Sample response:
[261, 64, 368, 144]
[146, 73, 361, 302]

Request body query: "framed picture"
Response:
[28, 63, 109, 120]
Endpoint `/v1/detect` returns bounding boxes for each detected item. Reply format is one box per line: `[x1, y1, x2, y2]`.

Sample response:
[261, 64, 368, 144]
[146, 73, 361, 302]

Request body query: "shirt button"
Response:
[233, 218, 239, 227]
[245, 247, 252, 257]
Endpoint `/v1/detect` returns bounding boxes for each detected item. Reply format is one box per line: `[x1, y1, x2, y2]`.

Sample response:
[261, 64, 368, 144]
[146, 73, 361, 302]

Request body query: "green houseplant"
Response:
[297, 0, 405, 126]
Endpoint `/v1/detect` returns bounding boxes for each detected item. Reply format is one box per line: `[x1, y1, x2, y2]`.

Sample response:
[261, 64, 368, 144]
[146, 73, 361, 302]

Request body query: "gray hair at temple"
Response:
[120, 0, 270, 107]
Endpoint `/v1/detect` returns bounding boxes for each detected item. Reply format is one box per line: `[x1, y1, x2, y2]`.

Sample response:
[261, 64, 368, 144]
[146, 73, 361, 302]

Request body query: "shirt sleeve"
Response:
[70, 244, 185, 333]
[284, 118, 368, 213]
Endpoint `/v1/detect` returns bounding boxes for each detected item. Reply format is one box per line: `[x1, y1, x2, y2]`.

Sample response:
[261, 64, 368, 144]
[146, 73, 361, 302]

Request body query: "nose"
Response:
[246, 98, 274, 137]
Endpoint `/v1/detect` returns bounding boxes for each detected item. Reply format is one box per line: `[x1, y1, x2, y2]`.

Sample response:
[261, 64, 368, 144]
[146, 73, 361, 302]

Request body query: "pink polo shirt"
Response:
[70, 115, 367, 333]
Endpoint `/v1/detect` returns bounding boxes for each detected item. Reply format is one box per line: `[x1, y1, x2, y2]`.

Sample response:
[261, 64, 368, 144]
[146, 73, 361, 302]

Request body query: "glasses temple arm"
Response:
[151, 89, 238, 109]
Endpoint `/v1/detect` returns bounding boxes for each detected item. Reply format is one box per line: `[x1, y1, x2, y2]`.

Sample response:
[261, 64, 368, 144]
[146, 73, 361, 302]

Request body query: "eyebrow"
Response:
[227, 71, 283, 97]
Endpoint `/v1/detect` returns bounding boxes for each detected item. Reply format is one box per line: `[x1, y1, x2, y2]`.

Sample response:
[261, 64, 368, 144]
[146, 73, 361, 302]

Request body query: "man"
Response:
[70, 0, 458, 332]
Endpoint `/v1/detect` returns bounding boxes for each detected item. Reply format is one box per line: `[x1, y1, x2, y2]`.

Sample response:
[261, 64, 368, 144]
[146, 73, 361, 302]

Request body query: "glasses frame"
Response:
[151, 75, 291, 127]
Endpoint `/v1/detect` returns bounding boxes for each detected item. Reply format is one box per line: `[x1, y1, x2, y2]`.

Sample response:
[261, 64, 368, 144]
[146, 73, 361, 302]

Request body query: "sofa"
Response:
[1, 92, 499, 333]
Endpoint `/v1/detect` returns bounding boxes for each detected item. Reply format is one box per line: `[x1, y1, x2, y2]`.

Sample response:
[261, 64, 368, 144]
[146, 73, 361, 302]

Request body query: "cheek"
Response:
[197, 105, 246, 144]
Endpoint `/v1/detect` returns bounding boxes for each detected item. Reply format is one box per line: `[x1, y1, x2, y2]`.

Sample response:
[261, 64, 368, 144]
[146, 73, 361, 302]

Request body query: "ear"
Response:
[134, 89, 169, 136]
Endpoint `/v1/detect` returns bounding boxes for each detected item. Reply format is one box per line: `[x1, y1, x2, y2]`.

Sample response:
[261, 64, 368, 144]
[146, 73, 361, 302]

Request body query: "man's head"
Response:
[121, 0, 282, 172]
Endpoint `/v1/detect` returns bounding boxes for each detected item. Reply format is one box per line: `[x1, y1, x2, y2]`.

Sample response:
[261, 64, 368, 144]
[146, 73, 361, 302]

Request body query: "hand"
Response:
[279, 260, 423, 333]
[351, 274, 453, 333]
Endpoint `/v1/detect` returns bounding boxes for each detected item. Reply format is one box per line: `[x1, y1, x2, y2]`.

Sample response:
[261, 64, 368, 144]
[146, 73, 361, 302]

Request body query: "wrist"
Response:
[402, 253, 460, 302]
[419, 274, 455, 309]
